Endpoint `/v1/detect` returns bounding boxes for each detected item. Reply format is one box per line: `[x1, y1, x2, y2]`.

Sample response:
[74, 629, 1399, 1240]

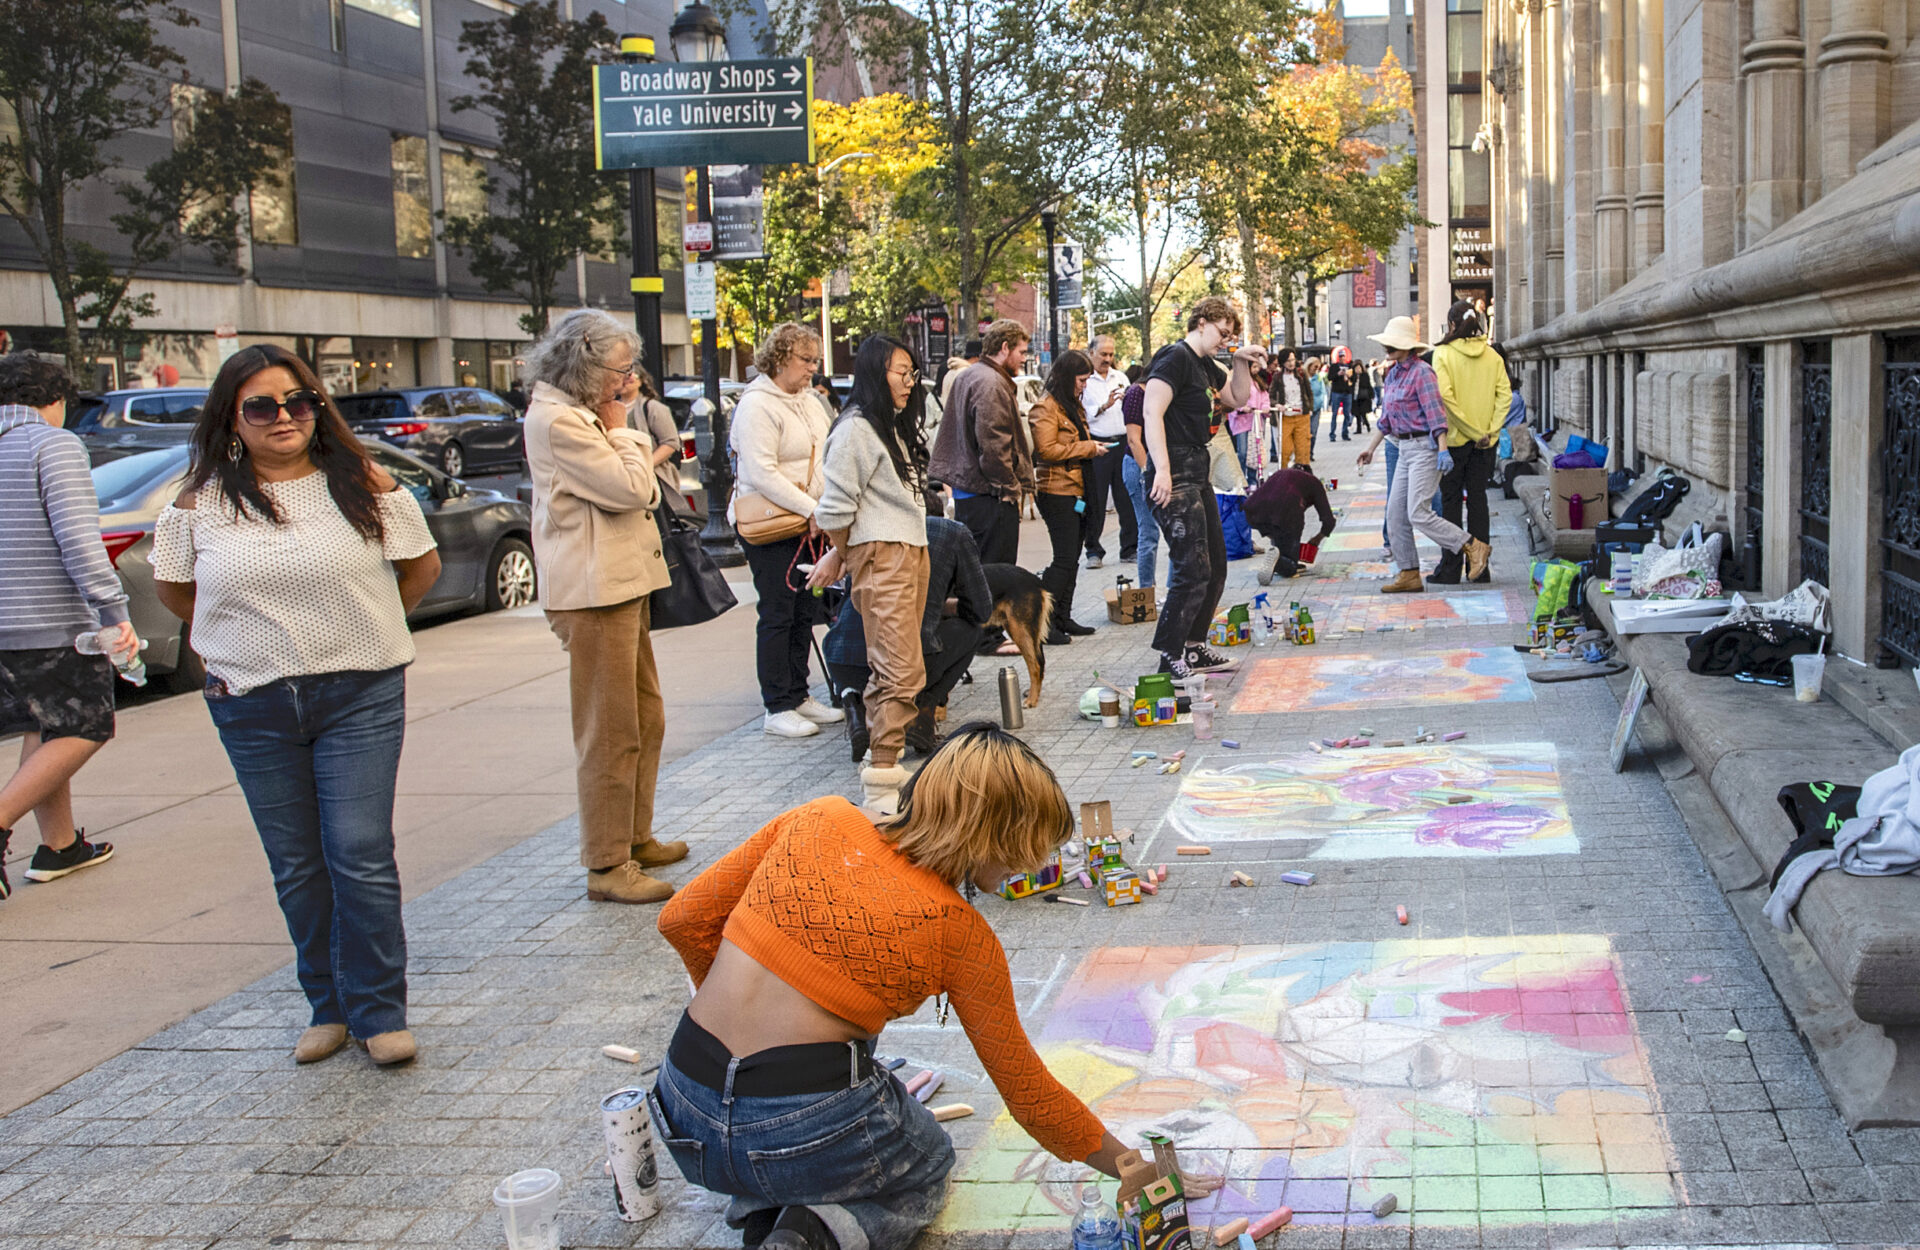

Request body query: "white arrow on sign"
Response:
[783, 65, 802, 84]
[784, 102, 804, 120]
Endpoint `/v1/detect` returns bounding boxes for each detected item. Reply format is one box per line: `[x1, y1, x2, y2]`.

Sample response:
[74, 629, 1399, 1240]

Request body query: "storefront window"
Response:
[391, 134, 431, 259]
[442, 149, 491, 224]
[249, 107, 299, 246]
[346, 0, 420, 27]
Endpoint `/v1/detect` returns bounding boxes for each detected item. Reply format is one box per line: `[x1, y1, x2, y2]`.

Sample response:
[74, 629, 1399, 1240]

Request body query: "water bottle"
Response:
[997, 666, 1024, 730]
[1070, 1181, 1124, 1250]
[1251, 593, 1271, 646]
[75, 629, 148, 687]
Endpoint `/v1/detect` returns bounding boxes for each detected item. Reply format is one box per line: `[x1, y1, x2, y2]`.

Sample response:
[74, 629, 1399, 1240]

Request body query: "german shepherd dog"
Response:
[981, 564, 1052, 708]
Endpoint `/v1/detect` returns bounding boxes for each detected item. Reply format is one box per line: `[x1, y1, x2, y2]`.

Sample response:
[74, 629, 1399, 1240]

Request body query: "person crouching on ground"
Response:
[522, 309, 688, 905]
[810, 335, 932, 814]
[1029, 348, 1110, 644]
[654, 725, 1171, 1250]
[153, 344, 440, 1066]
[1248, 465, 1336, 585]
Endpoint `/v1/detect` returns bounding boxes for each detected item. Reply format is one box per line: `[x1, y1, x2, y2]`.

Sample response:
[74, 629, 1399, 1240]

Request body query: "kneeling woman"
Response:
[654, 725, 1135, 1250]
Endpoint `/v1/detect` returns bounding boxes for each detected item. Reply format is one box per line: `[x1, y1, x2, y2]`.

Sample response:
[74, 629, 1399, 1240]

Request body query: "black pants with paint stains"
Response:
[1146, 446, 1226, 656]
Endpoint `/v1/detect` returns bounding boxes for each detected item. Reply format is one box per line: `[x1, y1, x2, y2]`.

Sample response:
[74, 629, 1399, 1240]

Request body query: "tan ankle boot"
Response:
[293, 1023, 347, 1064]
[1381, 568, 1425, 594]
[1463, 538, 1492, 581]
[363, 1030, 417, 1066]
[631, 839, 688, 869]
[587, 860, 675, 904]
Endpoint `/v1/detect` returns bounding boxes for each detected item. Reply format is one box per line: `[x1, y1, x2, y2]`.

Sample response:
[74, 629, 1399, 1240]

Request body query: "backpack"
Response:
[1618, 471, 1691, 524]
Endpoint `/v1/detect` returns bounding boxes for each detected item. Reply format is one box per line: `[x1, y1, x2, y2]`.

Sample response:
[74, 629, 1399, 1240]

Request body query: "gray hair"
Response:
[1090, 334, 1115, 353]
[523, 308, 642, 406]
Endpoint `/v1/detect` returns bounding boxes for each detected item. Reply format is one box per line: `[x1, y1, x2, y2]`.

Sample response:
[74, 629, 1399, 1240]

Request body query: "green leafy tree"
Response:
[442, 0, 623, 336]
[0, 0, 290, 379]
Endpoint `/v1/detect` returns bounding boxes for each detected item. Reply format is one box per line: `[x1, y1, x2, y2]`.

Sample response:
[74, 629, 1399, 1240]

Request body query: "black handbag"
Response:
[649, 508, 737, 630]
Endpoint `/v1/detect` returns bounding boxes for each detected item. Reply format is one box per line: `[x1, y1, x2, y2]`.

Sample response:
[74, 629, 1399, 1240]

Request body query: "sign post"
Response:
[593, 58, 814, 170]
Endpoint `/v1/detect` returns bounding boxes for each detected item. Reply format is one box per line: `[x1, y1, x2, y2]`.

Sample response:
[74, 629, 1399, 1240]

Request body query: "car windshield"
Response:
[92, 448, 189, 510]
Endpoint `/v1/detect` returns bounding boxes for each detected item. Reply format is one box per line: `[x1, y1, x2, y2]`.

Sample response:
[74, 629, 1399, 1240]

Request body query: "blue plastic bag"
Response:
[1498, 428, 1513, 459]
[1219, 494, 1254, 560]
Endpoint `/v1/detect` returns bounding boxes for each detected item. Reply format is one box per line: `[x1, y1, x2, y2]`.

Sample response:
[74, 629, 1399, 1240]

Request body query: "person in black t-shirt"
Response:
[1140, 295, 1266, 679]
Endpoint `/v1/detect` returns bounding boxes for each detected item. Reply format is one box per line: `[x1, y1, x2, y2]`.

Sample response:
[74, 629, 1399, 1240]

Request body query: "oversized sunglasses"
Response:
[239, 391, 322, 425]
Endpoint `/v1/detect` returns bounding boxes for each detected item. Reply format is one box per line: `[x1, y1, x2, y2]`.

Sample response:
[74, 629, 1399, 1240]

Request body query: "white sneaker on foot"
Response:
[764, 709, 821, 738]
[795, 697, 845, 725]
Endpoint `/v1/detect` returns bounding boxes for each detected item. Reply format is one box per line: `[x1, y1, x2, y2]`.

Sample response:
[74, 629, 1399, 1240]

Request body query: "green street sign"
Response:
[594, 58, 814, 170]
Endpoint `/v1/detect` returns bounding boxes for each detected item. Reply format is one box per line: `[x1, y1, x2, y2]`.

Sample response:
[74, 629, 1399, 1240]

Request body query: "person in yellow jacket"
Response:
[1430, 301, 1511, 583]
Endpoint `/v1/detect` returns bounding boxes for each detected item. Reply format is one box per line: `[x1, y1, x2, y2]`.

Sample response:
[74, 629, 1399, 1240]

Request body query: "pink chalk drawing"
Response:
[1233, 648, 1532, 714]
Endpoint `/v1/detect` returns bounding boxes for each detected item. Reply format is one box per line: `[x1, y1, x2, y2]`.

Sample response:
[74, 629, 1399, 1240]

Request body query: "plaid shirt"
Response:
[1376, 357, 1449, 437]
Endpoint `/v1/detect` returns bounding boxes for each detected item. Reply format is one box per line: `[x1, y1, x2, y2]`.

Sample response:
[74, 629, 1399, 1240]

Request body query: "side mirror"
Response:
[439, 476, 467, 500]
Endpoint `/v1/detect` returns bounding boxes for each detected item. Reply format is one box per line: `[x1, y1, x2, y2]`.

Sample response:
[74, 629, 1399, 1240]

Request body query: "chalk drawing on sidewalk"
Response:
[1323, 529, 1439, 554]
[1232, 648, 1531, 714]
[1294, 561, 1394, 582]
[1289, 589, 1528, 634]
[1165, 744, 1575, 857]
[937, 937, 1675, 1233]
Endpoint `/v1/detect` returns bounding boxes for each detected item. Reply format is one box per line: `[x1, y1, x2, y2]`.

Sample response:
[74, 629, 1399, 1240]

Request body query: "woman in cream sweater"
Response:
[730, 323, 844, 739]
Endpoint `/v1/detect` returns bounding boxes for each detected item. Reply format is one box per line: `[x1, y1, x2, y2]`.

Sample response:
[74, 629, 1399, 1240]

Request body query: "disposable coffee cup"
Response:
[1099, 690, 1121, 727]
[494, 1168, 562, 1250]
[1792, 653, 1826, 703]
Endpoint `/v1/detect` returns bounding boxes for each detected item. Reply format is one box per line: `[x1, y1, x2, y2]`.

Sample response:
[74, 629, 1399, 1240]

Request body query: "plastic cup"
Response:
[494, 1168, 562, 1250]
[1191, 699, 1216, 740]
[1792, 653, 1826, 703]
[1099, 691, 1121, 728]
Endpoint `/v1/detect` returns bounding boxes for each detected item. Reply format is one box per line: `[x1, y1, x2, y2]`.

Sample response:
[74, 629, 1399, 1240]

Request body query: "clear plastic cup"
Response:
[1792, 653, 1826, 703]
[1191, 699, 1216, 740]
[494, 1168, 562, 1250]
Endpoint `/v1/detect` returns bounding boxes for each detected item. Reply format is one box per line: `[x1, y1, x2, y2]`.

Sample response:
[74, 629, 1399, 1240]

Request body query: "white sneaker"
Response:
[764, 709, 821, 738]
[861, 764, 911, 814]
[795, 697, 845, 725]
[1256, 547, 1282, 585]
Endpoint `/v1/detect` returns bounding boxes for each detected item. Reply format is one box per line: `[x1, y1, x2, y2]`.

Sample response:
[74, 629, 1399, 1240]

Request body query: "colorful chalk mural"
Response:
[1232, 648, 1532, 714]
[1163, 744, 1575, 857]
[937, 938, 1675, 1234]
[1323, 528, 1436, 554]
[1291, 589, 1529, 635]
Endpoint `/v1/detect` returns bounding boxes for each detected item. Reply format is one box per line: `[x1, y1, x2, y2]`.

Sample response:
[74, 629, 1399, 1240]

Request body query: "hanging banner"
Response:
[711, 165, 765, 260]
[1052, 242, 1083, 309]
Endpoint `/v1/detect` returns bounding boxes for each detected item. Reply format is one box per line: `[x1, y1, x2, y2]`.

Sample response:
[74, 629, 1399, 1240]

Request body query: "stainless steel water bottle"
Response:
[998, 666, 1024, 729]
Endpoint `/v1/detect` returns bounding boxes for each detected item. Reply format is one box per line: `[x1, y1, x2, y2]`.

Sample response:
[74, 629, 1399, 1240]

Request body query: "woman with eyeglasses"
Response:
[730, 323, 844, 740]
[153, 344, 441, 1068]
[810, 335, 931, 812]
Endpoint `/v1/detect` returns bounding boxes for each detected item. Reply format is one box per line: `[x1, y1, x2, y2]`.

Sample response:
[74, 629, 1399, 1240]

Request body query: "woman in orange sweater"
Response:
[653, 724, 1139, 1250]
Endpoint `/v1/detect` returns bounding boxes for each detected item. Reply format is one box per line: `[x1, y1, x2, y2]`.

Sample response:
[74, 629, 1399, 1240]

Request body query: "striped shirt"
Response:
[0, 405, 130, 650]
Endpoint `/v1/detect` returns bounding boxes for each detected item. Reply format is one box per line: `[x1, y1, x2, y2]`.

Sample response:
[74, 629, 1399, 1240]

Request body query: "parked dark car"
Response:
[335, 386, 525, 477]
[93, 443, 537, 693]
[66, 388, 210, 464]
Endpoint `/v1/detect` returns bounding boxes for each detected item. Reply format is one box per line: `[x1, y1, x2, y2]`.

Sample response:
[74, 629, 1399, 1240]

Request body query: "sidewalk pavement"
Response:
[3, 439, 1919, 1248]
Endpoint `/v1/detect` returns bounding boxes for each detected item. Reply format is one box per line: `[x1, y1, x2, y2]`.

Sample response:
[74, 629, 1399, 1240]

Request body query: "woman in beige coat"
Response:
[524, 309, 685, 905]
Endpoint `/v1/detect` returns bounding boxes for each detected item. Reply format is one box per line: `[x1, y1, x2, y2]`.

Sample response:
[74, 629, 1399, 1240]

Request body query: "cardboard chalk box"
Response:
[1550, 466, 1610, 530]
[1106, 584, 1158, 624]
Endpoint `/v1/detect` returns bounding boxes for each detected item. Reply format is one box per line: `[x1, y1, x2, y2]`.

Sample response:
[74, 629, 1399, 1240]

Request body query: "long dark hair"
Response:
[1436, 300, 1486, 347]
[1044, 349, 1094, 437]
[188, 344, 385, 541]
[839, 335, 928, 491]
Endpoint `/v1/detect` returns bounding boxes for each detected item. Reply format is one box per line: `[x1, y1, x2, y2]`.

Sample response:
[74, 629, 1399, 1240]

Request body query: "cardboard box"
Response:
[1106, 584, 1158, 624]
[1550, 466, 1610, 530]
[1117, 1134, 1194, 1250]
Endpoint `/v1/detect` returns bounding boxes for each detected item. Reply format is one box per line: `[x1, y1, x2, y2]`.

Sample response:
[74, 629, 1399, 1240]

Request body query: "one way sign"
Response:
[594, 57, 815, 170]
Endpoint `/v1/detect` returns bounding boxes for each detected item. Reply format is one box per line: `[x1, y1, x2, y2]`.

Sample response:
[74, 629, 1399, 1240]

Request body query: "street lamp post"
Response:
[816, 151, 874, 377]
[619, 34, 664, 387]
[1040, 207, 1059, 361]
[670, 2, 741, 567]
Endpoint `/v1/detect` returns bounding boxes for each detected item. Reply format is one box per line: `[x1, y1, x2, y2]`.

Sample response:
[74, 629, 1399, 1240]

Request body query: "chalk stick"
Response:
[1371, 1193, 1398, 1218]
[1443, 730, 1467, 741]
[1248, 1205, 1294, 1238]
[602, 1044, 641, 1064]
[1414, 733, 1435, 744]
[1415, 726, 1426, 737]
[1445, 794, 1473, 804]
[1320, 738, 1338, 748]
[1177, 845, 1212, 855]
[1157, 865, 1168, 882]
[931, 1103, 973, 1122]
[1140, 879, 1158, 895]
[1307, 741, 1325, 753]
[1212, 1217, 1251, 1246]
[1159, 761, 1181, 774]
[1078, 871, 1093, 888]
[904, 1070, 934, 1096]
[1131, 756, 1149, 767]
[1382, 738, 1406, 747]
[914, 1073, 944, 1102]
[1357, 727, 1377, 736]
[1050, 894, 1091, 906]
[1221, 739, 1240, 749]
[1349, 738, 1372, 747]
[1131, 749, 1158, 759]
[1281, 870, 1316, 886]
[1396, 905, 1409, 925]
[1726, 1027, 1748, 1042]
[1238, 1236, 1256, 1250]
[1168, 750, 1187, 761]
[1231, 870, 1255, 887]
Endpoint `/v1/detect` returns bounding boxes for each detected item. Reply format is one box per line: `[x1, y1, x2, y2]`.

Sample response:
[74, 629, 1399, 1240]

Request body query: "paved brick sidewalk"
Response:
[2, 455, 1917, 1249]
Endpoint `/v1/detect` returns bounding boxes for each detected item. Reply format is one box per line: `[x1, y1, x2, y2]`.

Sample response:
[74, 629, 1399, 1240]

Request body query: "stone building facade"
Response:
[1437, 0, 1920, 667]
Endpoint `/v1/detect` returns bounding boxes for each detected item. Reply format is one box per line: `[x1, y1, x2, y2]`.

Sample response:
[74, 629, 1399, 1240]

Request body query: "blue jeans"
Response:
[1331, 391, 1353, 438]
[1121, 454, 1159, 587]
[651, 1049, 956, 1250]
[204, 667, 409, 1037]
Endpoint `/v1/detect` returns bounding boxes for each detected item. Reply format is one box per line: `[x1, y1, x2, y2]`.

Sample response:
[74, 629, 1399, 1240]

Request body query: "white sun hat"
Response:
[1367, 316, 1427, 352]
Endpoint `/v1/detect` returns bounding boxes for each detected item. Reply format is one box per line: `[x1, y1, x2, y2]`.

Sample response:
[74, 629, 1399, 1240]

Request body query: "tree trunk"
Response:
[1233, 200, 1264, 345]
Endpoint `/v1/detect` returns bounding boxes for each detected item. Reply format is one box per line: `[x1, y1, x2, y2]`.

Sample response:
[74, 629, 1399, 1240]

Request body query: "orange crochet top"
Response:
[657, 796, 1107, 1162]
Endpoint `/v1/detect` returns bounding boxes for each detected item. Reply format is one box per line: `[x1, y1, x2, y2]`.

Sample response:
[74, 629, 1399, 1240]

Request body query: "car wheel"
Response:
[161, 624, 207, 695]
[485, 537, 537, 611]
[440, 442, 465, 477]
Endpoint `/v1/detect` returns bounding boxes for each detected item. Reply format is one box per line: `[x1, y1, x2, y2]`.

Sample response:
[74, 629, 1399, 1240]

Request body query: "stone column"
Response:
[1542, 0, 1566, 318]
[1564, 0, 1597, 313]
[1526, 3, 1553, 332]
[1819, 0, 1893, 195]
[1828, 333, 1886, 658]
[1595, 0, 1630, 294]
[1761, 340, 1799, 599]
[421, 0, 455, 387]
[1632, 0, 1665, 267]
[1741, 0, 1805, 245]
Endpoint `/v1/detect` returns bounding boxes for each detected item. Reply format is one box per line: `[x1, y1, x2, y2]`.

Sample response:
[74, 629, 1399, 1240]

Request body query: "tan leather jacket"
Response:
[524, 381, 669, 611]
[1029, 395, 1105, 497]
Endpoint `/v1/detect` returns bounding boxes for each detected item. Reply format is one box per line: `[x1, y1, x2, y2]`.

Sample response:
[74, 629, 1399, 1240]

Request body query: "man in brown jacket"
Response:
[928, 318, 1030, 563]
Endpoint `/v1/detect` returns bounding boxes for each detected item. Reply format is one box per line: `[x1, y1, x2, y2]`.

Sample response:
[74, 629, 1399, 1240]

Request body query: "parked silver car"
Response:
[94, 443, 537, 692]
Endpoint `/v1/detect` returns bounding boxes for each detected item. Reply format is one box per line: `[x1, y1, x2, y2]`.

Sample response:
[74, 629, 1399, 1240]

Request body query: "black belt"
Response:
[1391, 432, 1432, 441]
[668, 1012, 878, 1097]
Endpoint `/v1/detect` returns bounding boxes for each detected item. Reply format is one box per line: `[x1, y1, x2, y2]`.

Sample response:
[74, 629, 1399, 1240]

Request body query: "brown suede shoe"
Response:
[363, 1030, 417, 1066]
[631, 839, 689, 869]
[587, 860, 675, 904]
[293, 1023, 347, 1064]
[1463, 538, 1492, 581]
[1380, 569, 1425, 594]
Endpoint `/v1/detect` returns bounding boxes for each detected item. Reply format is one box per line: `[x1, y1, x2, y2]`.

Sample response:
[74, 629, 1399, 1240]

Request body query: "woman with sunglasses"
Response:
[153, 344, 440, 1068]
[654, 723, 1186, 1250]
[730, 322, 843, 740]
